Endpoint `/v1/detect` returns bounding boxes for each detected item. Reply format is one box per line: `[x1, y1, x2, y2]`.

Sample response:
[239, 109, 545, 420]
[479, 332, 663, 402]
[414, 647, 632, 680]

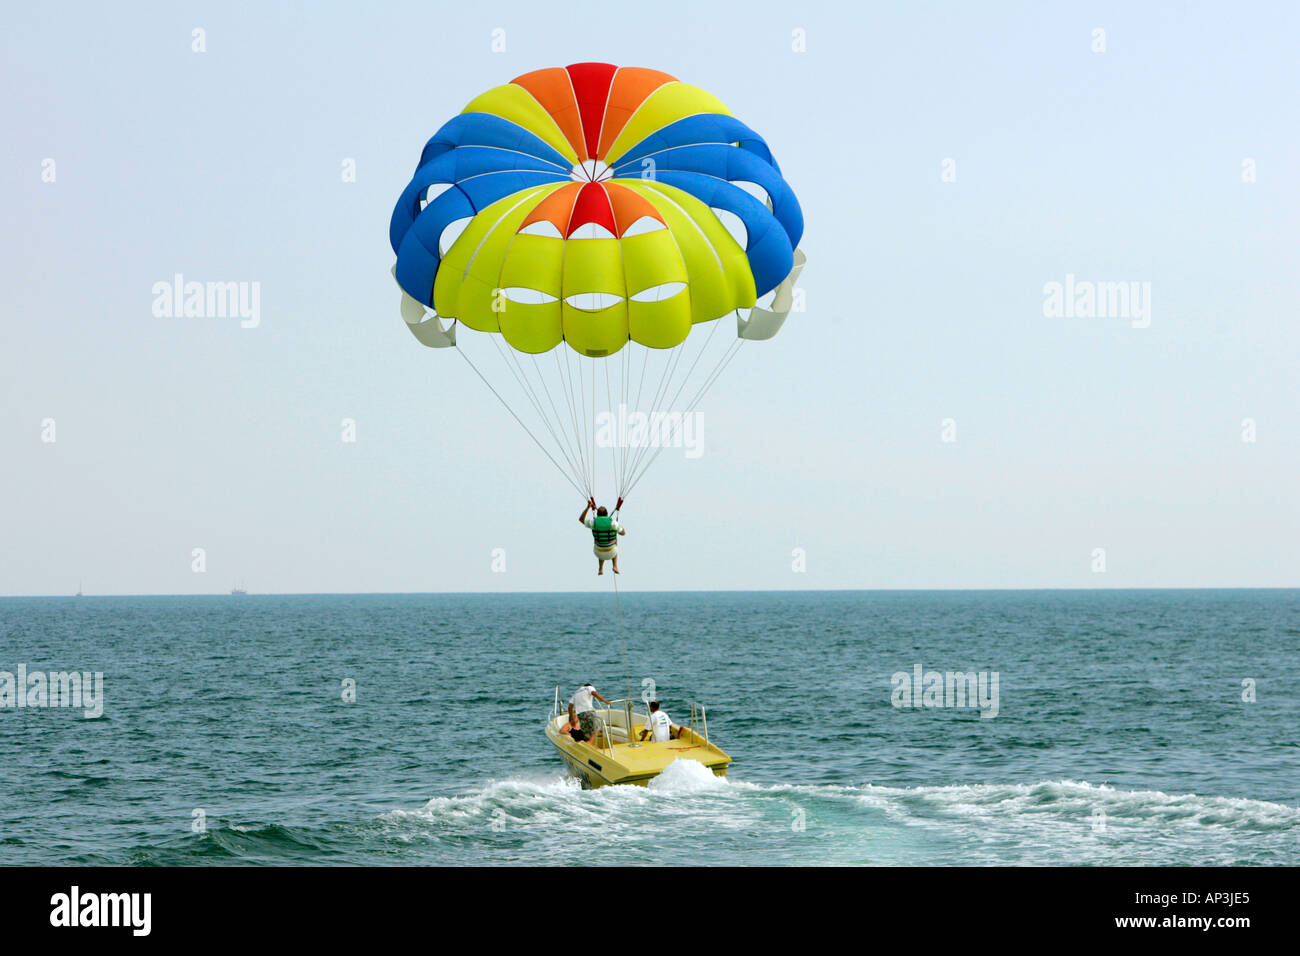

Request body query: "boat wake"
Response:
[117, 773, 1300, 866]
[380, 774, 1300, 865]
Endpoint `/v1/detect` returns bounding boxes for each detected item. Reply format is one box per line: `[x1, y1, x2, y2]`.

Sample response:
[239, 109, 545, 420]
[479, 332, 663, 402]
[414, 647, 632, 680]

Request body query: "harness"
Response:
[592, 515, 619, 548]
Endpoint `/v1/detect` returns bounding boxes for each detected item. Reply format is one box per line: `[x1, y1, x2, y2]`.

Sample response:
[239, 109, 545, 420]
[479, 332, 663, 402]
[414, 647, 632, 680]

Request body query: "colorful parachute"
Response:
[390, 63, 804, 504]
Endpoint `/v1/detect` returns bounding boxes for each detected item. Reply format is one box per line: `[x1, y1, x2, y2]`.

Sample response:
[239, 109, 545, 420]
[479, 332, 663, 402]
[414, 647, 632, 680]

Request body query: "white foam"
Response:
[852, 779, 1300, 830]
[378, 774, 1300, 864]
[646, 759, 728, 794]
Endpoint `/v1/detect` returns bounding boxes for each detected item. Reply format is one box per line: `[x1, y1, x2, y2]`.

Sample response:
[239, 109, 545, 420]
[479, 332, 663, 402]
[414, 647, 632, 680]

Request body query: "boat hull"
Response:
[545, 713, 731, 789]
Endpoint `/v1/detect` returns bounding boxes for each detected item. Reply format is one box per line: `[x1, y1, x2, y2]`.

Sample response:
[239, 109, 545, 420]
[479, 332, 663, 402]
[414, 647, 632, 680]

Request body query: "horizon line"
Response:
[3, 585, 1298, 599]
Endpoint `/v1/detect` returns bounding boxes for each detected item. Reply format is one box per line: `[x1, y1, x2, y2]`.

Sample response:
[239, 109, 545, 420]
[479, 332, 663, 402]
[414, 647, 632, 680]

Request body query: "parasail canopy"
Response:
[389, 63, 805, 505]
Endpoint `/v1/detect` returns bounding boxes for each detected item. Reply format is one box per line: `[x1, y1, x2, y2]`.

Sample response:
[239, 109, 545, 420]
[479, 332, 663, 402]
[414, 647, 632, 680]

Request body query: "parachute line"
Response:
[448, 317, 750, 508]
[613, 567, 632, 705]
[454, 346, 586, 497]
[624, 336, 745, 498]
[491, 336, 588, 494]
[555, 348, 592, 496]
[621, 312, 724, 493]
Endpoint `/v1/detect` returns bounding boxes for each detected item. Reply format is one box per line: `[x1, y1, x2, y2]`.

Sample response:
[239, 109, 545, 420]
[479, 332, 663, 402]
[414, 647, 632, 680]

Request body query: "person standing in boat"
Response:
[571, 682, 609, 745]
[579, 499, 626, 575]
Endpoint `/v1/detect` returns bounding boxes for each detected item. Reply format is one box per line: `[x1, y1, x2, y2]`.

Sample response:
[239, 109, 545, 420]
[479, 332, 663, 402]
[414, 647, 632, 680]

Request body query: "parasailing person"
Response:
[580, 498, 626, 575]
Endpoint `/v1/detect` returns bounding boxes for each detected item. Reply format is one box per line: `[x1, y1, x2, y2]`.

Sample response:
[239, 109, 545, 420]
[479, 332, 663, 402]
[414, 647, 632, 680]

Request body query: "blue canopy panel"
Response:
[625, 169, 794, 297]
[608, 114, 781, 174]
[416, 113, 572, 172]
[610, 142, 802, 251]
[392, 167, 567, 306]
[394, 186, 474, 308]
[390, 146, 566, 253]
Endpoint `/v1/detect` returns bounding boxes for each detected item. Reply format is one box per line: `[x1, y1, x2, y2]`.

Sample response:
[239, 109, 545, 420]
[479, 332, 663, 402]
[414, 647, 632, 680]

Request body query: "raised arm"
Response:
[579, 498, 594, 524]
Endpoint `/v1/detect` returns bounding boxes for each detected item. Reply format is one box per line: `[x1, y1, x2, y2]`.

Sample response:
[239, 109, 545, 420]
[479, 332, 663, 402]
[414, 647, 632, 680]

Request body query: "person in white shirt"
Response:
[638, 700, 680, 742]
[570, 682, 609, 744]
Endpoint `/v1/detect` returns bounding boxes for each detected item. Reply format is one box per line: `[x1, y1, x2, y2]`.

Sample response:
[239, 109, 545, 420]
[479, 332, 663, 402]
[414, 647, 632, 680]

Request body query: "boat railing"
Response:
[607, 697, 714, 748]
[594, 712, 616, 755]
[602, 698, 650, 742]
[551, 692, 715, 752]
[688, 701, 710, 748]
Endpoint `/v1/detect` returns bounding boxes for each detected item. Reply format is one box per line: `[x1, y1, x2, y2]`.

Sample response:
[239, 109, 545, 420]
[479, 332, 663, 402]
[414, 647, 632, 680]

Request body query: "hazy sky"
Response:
[2, 1, 1297, 595]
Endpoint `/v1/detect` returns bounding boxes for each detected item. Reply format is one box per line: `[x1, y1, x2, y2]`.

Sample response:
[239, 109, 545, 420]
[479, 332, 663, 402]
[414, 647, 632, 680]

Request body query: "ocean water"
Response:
[1, 589, 1297, 866]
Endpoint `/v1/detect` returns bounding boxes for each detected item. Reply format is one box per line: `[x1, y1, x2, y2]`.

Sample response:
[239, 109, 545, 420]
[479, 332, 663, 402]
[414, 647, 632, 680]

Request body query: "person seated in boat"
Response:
[638, 701, 681, 743]
[579, 499, 625, 575]
[570, 682, 609, 745]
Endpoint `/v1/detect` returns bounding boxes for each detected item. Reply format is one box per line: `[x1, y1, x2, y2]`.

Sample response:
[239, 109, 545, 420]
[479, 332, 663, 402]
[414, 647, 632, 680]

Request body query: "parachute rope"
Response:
[624, 336, 745, 499]
[622, 312, 724, 488]
[620, 344, 633, 495]
[604, 359, 618, 501]
[454, 319, 748, 509]
[590, 358, 598, 494]
[529, 352, 589, 492]
[613, 568, 631, 705]
[621, 334, 689, 490]
[454, 346, 586, 497]
[554, 348, 592, 498]
[623, 341, 652, 497]
[579, 362, 594, 497]
[491, 335, 588, 494]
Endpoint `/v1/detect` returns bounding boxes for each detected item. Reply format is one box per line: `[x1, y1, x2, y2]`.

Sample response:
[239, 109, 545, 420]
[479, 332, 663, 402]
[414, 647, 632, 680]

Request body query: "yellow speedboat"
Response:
[545, 690, 731, 789]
